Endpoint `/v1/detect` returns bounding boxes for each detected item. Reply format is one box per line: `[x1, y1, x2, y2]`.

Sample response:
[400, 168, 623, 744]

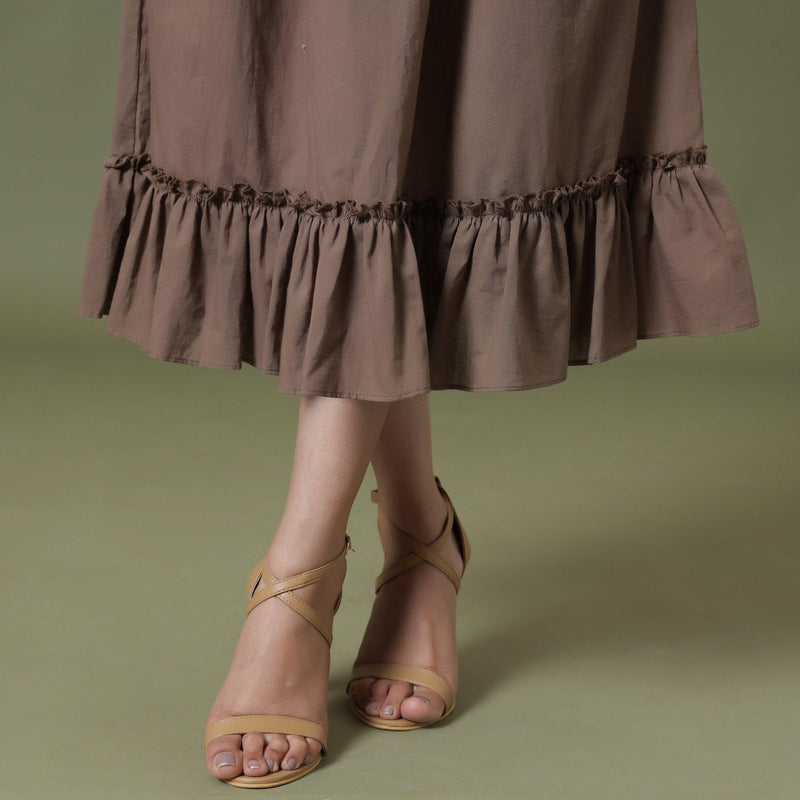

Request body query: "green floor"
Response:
[3, 334, 798, 800]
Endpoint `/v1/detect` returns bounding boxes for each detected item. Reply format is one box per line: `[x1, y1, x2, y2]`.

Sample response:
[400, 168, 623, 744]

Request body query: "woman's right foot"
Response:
[204, 540, 347, 781]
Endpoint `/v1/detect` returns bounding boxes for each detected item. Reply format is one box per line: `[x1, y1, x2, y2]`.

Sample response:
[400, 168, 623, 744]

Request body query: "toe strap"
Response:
[348, 662, 455, 716]
[204, 714, 328, 754]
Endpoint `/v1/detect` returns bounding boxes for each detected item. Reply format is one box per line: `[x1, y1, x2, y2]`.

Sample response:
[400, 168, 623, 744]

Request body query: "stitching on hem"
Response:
[636, 320, 760, 338]
[92, 317, 758, 400]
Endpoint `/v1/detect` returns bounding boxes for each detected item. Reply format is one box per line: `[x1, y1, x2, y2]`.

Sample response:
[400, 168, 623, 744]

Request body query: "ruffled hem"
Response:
[77, 145, 760, 401]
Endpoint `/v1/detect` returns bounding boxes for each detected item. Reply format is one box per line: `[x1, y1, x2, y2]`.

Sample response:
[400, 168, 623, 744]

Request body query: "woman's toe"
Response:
[348, 677, 375, 711]
[399, 686, 445, 724]
[281, 734, 309, 771]
[380, 680, 414, 719]
[241, 732, 268, 776]
[264, 733, 290, 773]
[365, 678, 392, 715]
[303, 737, 323, 765]
[207, 734, 243, 779]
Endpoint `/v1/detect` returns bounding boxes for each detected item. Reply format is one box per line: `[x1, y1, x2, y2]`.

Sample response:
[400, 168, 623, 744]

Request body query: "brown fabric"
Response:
[77, 0, 760, 401]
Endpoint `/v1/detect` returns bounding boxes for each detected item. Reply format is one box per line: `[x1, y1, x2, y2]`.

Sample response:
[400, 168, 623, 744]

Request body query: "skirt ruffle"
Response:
[77, 144, 760, 401]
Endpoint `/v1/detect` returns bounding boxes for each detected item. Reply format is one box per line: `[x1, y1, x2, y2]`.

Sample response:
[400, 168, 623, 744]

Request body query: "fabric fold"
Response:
[77, 145, 760, 401]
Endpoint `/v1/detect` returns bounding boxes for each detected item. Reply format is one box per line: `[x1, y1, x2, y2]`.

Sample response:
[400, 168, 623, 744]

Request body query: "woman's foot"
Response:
[348, 484, 465, 725]
[204, 543, 347, 781]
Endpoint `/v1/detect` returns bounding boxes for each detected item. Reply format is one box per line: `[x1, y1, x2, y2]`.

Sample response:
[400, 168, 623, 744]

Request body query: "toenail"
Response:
[412, 685, 430, 703]
[283, 758, 298, 770]
[366, 702, 379, 713]
[214, 752, 236, 769]
[382, 705, 395, 716]
[247, 759, 260, 769]
[266, 759, 275, 772]
[303, 753, 315, 765]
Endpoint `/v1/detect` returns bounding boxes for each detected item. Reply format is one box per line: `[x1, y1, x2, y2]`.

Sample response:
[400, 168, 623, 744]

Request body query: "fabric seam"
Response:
[132, 0, 144, 155]
[98, 145, 708, 221]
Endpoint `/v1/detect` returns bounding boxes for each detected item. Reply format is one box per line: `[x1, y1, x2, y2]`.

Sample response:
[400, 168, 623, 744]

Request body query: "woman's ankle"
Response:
[267, 518, 350, 576]
[374, 480, 449, 547]
[262, 533, 349, 619]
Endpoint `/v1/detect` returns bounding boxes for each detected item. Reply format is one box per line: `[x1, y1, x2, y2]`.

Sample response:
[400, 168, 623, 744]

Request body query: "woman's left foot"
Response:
[348, 484, 465, 725]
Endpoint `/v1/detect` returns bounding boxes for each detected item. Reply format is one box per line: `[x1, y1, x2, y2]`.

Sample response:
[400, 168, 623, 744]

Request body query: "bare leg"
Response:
[349, 394, 465, 724]
[205, 395, 390, 781]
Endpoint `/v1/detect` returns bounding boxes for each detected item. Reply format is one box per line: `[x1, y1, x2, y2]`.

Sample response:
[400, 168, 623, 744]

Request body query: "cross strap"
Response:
[370, 476, 469, 595]
[245, 535, 353, 648]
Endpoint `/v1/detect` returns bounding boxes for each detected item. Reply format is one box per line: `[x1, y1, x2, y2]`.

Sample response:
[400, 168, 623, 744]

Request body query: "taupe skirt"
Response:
[78, 0, 760, 401]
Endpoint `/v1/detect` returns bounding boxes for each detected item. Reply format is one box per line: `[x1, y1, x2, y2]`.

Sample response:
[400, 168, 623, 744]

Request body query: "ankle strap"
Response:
[370, 480, 464, 594]
[245, 535, 353, 647]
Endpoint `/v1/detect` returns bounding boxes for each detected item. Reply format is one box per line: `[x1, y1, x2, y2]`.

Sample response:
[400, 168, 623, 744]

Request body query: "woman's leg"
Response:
[205, 395, 391, 781]
[349, 393, 465, 724]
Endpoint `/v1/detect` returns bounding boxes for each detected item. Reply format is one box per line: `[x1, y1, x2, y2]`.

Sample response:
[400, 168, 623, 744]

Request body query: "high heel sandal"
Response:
[347, 475, 471, 730]
[204, 534, 353, 788]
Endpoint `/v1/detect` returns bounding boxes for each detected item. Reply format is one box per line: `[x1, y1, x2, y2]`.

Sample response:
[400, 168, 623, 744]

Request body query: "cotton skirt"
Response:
[77, 0, 760, 401]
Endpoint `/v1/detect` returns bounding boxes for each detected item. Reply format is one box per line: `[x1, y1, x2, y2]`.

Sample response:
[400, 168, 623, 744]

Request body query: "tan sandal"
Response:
[204, 534, 353, 788]
[347, 476, 470, 730]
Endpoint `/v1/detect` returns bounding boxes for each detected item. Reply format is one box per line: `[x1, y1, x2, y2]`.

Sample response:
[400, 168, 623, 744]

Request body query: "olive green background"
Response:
[2, 2, 798, 799]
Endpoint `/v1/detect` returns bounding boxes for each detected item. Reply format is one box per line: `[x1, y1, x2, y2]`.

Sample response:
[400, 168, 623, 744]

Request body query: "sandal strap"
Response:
[371, 478, 466, 594]
[245, 535, 353, 648]
[433, 476, 471, 571]
[204, 714, 328, 753]
[375, 521, 460, 593]
[347, 662, 456, 716]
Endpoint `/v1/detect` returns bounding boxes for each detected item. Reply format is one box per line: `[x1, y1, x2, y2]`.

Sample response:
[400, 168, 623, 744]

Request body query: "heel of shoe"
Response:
[434, 476, 470, 573]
